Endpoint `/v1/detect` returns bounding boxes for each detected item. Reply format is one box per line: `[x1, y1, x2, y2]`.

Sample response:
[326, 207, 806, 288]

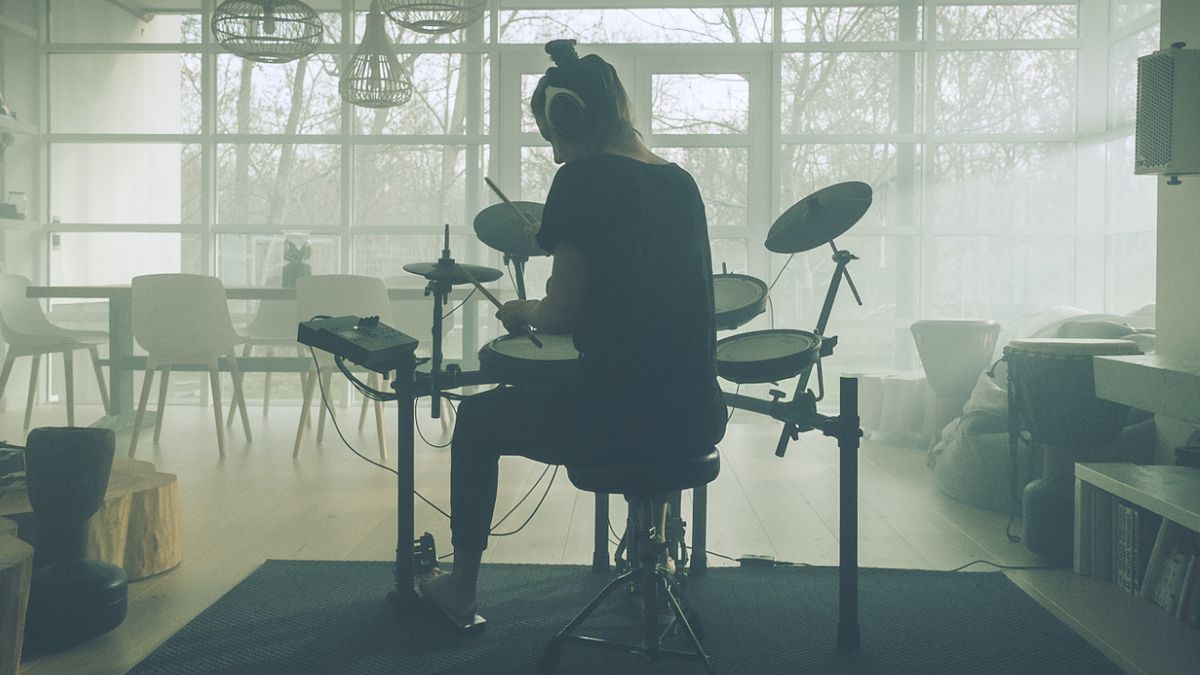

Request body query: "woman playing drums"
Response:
[418, 39, 727, 625]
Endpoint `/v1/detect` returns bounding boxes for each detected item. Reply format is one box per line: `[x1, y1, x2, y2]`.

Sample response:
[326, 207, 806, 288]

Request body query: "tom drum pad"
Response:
[715, 329, 822, 385]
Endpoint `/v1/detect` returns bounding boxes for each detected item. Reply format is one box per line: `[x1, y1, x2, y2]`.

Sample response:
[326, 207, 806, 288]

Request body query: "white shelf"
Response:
[0, 116, 36, 136]
[1094, 354, 1200, 425]
[1077, 463, 1200, 534]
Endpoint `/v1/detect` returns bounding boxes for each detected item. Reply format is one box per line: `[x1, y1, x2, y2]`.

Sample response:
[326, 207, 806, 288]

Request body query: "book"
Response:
[1174, 555, 1198, 620]
[1134, 510, 1163, 593]
[1153, 548, 1189, 615]
[1141, 519, 1184, 601]
[1114, 500, 1133, 592]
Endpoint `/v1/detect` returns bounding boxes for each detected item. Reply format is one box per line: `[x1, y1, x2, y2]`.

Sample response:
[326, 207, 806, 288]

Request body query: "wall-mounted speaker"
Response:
[1135, 43, 1200, 183]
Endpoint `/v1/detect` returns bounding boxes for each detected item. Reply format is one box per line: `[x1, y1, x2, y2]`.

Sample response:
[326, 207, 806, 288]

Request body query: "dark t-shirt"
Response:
[536, 153, 727, 454]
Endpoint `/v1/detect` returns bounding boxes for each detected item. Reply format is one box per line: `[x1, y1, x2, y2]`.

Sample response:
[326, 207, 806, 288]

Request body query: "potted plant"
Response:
[282, 239, 312, 288]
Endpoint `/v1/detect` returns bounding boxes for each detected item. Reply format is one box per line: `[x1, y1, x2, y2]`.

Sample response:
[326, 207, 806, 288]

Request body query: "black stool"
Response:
[539, 448, 720, 674]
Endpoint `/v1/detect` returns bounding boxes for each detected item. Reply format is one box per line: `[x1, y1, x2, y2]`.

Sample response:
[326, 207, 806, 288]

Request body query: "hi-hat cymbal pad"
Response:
[402, 261, 504, 285]
[474, 201, 547, 259]
[766, 181, 873, 254]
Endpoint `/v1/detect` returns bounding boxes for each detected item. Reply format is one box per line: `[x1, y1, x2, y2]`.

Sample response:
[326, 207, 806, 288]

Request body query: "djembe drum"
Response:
[910, 320, 1001, 441]
[1004, 339, 1142, 566]
[22, 427, 128, 654]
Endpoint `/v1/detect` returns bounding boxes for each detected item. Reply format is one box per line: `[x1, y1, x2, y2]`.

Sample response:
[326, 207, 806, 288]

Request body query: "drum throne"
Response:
[1005, 339, 1142, 566]
[538, 449, 720, 674]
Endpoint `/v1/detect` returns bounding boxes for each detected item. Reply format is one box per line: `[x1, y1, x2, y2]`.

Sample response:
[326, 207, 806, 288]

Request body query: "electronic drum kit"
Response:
[385, 178, 871, 649]
[400, 178, 873, 459]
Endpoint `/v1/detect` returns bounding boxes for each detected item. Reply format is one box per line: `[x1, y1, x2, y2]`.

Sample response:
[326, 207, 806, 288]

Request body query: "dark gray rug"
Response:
[128, 561, 1120, 675]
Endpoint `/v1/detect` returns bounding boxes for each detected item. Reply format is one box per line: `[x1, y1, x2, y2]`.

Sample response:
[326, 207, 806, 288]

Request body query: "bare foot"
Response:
[418, 570, 477, 623]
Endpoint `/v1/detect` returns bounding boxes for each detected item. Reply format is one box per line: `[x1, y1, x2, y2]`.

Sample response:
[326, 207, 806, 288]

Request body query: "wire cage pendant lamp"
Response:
[339, 0, 414, 109]
[381, 0, 487, 35]
[212, 0, 324, 64]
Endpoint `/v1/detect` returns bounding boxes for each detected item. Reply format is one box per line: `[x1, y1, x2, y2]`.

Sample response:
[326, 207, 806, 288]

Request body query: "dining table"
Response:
[25, 285, 452, 430]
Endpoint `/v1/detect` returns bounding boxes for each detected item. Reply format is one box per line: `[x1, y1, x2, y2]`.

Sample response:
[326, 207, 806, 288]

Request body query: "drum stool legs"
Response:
[539, 492, 714, 674]
[542, 449, 721, 674]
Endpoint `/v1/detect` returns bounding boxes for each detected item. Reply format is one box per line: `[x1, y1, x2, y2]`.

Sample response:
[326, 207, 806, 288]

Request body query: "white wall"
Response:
[1154, 0, 1200, 460]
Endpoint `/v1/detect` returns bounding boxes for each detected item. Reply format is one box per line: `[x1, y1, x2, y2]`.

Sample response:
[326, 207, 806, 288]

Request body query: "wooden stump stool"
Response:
[1, 517, 33, 675]
[0, 460, 181, 581]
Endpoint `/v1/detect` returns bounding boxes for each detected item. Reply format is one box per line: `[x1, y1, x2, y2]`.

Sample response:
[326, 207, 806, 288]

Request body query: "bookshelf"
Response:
[1075, 463, 1200, 623]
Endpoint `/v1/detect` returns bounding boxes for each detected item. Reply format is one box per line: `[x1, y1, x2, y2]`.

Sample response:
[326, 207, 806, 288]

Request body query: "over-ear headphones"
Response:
[544, 85, 589, 139]
[542, 39, 593, 140]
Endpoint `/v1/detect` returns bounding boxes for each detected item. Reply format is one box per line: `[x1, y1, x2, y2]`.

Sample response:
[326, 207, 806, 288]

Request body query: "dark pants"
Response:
[450, 382, 727, 552]
[450, 386, 601, 552]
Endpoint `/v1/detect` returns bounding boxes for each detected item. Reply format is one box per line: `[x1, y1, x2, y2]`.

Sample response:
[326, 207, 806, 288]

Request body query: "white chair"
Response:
[129, 274, 251, 458]
[226, 298, 305, 421]
[294, 274, 390, 460]
[0, 274, 110, 429]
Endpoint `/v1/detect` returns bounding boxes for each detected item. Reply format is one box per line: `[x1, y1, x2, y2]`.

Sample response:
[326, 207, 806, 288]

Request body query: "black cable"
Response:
[442, 288, 477, 320]
[726, 384, 740, 423]
[491, 463, 552, 530]
[308, 347, 451, 520]
[945, 559, 1054, 573]
[308, 335, 557, 540]
[767, 295, 774, 330]
[334, 355, 392, 401]
[489, 466, 559, 537]
[413, 399, 454, 449]
[766, 253, 796, 293]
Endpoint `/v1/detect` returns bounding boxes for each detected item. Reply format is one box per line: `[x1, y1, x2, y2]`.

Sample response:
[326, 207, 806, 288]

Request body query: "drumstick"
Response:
[484, 176, 540, 235]
[459, 264, 544, 349]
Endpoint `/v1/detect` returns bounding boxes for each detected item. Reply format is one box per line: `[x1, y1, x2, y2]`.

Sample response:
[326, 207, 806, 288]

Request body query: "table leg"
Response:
[108, 293, 133, 417]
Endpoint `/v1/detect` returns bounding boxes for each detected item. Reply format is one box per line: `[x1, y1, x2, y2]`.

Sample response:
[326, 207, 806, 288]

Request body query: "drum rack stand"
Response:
[718, 242, 864, 650]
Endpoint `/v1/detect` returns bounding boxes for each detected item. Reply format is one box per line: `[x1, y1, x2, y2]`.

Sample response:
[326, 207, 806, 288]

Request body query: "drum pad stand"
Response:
[773, 242, 862, 459]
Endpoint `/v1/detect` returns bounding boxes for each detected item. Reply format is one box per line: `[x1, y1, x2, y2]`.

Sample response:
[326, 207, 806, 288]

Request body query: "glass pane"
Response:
[352, 234, 470, 287]
[1109, 26, 1160, 128]
[1110, 0, 1160, 30]
[216, 234, 339, 286]
[781, 5, 913, 42]
[1106, 135, 1157, 233]
[926, 236, 1075, 320]
[217, 54, 341, 135]
[1106, 232, 1155, 315]
[711, 239, 748, 275]
[770, 235, 917, 323]
[780, 144, 918, 232]
[51, 54, 201, 134]
[932, 143, 1075, 234]
[49, 232, 202, 286]
[520, 145, 557, 201]
[1, 0, 37, 28]
[353, 53, 489, 135]
[937, 4, 1077, 41]
[653, 147, 749, 229]
[50, 144, 202, 225]
[353, 145, 484, 229]
[652, 74, 749, 135]
[51, 4, 201, 43]
[499, 9, 772, 44]
[782, 52, 918, 134]
[217, 144, 341, 226]
[354, 10, 485, 45]
[936, 50, 1076, 134]
[1, 24, 37, 122]
[522, 73, 543, 134]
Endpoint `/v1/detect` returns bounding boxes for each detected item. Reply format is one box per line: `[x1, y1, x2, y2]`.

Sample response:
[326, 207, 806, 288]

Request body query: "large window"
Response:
[38, 1, 1159, 378]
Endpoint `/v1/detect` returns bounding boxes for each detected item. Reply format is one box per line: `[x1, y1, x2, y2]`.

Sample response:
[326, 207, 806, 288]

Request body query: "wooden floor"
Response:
[7, 395, 1198, 675]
